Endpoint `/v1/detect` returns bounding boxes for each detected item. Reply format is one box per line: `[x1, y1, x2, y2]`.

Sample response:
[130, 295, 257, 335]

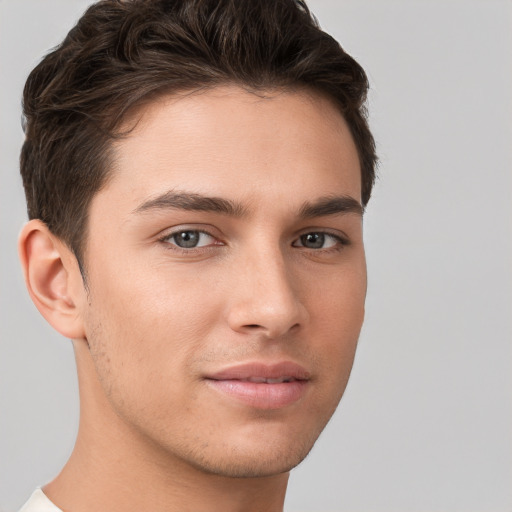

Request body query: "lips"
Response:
[234, 376, 297, 383]
[204, 362, 310, 410]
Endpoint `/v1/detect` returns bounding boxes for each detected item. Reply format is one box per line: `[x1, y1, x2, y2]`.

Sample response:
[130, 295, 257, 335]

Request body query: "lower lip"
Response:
[205, 379, 308, 409]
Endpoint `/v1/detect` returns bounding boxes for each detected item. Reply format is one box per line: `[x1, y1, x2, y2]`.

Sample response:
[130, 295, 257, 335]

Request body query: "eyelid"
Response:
[294, 228, 350, 242]
[157, 225, 224, 250]
[156, 223, 220, 239]
[292, 229, 350, 250]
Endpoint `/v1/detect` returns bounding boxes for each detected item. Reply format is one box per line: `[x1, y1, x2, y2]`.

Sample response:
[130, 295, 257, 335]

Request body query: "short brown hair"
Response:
[20, 0, 377, 270]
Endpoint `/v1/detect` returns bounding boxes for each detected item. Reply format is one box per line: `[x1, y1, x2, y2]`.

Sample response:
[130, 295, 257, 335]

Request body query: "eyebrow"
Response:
[132, 191, 247, 217]
[132, 191, 363, 218]
[299, 195, 364, 218]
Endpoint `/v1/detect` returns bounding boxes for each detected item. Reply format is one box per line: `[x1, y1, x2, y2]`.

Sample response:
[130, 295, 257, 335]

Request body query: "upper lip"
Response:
[205, 361, 311, 383]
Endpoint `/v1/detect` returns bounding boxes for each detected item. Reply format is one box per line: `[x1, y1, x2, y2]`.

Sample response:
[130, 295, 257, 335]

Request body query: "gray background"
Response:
[1, 1, 511, 511]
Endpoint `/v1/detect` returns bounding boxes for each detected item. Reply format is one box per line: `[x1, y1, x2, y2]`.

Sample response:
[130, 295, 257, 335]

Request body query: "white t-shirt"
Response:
[18, 489, 62, 512]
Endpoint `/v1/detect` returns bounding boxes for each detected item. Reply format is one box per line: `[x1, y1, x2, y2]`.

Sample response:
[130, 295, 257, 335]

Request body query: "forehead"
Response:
[99, 86, 361, 214]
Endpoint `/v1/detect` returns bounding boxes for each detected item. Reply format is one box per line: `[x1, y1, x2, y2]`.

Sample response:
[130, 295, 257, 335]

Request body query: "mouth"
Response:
[230, 376, 298, 383]
[204, 362, 310, 410]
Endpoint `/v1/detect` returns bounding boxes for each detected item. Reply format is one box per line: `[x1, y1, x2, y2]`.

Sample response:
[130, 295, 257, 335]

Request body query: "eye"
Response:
[293, 232, 345, 250]
[162, 230, 217, 249]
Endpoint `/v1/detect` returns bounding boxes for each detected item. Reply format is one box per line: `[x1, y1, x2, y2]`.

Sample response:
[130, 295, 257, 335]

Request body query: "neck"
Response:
[44, 341, 289, 512]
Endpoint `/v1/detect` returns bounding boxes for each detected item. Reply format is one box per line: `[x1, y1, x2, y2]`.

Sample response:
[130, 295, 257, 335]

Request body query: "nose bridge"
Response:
[227, 239, 306, 338]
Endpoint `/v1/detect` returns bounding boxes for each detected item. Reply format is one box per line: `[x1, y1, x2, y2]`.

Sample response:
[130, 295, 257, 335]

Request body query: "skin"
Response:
[19, 86, 366, 512]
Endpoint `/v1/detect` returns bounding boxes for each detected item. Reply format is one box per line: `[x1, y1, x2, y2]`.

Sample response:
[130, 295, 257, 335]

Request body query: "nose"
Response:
[226, 245, 308, 339]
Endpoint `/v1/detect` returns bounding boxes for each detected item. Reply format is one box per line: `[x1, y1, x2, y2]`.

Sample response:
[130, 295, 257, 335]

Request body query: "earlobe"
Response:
[18, 219, 86, 340]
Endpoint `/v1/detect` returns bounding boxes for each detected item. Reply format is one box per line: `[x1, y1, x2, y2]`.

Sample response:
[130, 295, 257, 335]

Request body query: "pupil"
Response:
[175, 231, 199, 248]
[302, 233, 324, 249]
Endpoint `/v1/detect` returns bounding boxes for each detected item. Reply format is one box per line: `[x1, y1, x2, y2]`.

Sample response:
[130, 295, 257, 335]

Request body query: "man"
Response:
[17, 0, 376, 510]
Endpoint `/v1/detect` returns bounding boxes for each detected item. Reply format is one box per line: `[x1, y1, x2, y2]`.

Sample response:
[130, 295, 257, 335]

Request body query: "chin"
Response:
[175, 419, 326, 479]
[188, 444, 313, 479]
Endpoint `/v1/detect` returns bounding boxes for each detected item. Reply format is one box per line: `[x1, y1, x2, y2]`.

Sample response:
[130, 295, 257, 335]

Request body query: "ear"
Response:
[18, 219, 86, 340]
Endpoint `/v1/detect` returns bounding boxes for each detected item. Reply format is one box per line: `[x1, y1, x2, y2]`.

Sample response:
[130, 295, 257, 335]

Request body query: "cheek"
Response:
[304, 261, 366, 388]
[306, 255, 366, 330]
[82, 260, 222, 404]
[88, 254, 220, 338]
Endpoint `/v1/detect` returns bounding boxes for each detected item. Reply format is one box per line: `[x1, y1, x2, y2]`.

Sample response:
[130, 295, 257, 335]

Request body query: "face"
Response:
[78, 86, 366, 477]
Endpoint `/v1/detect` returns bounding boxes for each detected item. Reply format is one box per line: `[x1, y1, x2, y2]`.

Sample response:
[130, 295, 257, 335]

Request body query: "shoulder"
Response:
[18, 489, 62, 512]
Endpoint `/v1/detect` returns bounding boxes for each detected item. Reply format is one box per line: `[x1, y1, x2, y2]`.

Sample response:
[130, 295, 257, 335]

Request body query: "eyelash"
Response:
[158, 229, 222, 254]
[157, 228, 350, 253]
[292, 232, 349, 252]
